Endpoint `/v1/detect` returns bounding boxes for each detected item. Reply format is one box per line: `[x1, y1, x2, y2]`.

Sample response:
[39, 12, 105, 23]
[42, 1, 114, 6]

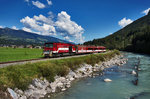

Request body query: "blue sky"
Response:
[0, 0, 150, 43]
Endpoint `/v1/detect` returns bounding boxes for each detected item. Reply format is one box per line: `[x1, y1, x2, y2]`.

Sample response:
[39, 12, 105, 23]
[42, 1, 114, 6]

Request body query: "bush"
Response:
[5, 67, 32, 90]
[96, 54, 106, 61]
[56, 65, 70, 77]
[84, 55, 99, 66]
[114, 49, 120, 55]
[63, 58, 83, 71]
[38, 63, 56, 82]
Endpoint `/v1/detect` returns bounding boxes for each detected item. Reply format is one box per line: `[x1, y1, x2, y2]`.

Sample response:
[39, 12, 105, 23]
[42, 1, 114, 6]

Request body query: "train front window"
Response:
[45, 43, 53, 48]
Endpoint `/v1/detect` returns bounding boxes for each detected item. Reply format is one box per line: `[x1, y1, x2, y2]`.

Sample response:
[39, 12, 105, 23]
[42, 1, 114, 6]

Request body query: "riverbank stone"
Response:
[7, 88, 18, 99]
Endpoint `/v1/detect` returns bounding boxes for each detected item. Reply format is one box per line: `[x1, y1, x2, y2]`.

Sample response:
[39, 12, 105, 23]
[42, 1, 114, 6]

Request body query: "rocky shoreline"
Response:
[6, 54, 127, 99]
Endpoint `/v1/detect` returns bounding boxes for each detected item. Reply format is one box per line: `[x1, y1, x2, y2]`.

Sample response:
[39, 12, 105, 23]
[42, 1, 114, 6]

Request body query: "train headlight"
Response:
[43, 51, 50, 55]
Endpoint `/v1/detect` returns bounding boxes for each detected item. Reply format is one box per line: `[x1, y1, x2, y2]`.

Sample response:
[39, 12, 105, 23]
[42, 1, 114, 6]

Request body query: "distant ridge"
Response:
[84, 12, 150, 54]
[0, 27, 73, 46]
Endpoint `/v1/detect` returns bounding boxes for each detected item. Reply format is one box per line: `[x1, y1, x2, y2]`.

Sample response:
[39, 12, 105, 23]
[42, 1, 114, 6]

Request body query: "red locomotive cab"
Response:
[43, 43, 55, 57]
[43, 42, 76, 57]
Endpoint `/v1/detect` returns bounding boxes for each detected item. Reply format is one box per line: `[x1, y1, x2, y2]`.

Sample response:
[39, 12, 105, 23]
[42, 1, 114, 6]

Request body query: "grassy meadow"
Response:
[0, 50, 120, 91]
[0, 47, 43, 62]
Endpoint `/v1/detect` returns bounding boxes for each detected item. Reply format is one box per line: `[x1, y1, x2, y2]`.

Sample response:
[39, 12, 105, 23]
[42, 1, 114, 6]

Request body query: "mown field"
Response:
[0, 50, 120, 91]
[0, 47, 43, 62]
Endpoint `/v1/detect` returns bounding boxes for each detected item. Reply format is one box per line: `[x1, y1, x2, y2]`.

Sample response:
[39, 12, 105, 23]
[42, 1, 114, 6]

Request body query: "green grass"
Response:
[0, 50, 120, 91]
[0, 47, 43, 62]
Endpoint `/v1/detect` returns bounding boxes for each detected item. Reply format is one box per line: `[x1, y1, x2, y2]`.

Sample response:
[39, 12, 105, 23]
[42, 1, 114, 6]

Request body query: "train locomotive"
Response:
[43, 42, 106, 57]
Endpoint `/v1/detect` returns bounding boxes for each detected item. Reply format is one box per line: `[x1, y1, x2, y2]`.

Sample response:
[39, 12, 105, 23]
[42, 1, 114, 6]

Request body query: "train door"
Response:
[69, 46, 72, 53]
[75, 45, 78, 53]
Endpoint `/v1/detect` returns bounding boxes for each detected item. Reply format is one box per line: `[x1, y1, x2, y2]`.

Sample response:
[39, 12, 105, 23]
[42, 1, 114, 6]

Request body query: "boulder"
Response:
[33, 90, 47, 96]
[7, 88, 18, 99]
[46, 87, 52, 93]
[69, 77, 74, 81]
[28, 84, 35, 90]
[68, 71, 77, 78]
[132, 70, 136, 75]
[61, 88, 66, 91]
[16, 89, 23, 95]
[57, 82, 63, 87]
[19, 95, 27, 99]
[32, 79, 43, 89]
[48, 95, 50, 98]
[138, 68, 141, 71]
[50, 82, 57, 93]
[24, 89, 33, 97]
[104, 78, 112, 82]
[27, 89, 47, 99]
[65, 84, 71, 88]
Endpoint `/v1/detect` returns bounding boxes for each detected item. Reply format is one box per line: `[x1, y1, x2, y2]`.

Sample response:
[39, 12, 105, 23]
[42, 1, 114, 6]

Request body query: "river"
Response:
[48, 52, 150, 99]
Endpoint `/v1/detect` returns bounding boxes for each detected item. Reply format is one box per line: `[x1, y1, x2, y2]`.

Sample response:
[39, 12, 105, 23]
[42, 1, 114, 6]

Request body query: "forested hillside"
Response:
[84, 11, 150, 54]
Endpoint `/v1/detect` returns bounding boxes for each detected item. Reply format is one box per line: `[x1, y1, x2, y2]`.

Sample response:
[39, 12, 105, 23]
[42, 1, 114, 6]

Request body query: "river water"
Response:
[49, 52, 150, 99]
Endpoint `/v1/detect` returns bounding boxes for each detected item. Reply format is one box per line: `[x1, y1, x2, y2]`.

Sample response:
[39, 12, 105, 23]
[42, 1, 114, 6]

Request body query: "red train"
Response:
[43, 42, 106, 57]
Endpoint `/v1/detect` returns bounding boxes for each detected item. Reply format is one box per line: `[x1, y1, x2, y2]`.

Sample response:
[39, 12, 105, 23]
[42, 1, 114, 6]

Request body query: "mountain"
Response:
[0, 27, 72, 46]
[84, 11, 150, 54]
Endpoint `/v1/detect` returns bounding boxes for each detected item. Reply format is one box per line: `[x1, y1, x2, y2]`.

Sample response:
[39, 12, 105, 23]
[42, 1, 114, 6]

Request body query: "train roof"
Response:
[77, 45, 106, 48]
[45, 42, 75, 44]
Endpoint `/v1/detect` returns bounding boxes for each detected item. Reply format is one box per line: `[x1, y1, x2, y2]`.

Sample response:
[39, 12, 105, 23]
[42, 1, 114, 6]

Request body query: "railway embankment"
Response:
[0, 50, 127, 99]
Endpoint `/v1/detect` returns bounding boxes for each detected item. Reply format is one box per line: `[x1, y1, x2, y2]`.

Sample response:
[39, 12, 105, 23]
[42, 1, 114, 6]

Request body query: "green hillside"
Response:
[0, 28, 71, 46]
[84, 11, 150, 54]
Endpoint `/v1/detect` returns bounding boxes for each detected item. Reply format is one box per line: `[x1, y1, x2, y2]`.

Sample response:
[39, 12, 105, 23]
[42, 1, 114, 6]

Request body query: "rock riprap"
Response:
[7, 55, 127, 99]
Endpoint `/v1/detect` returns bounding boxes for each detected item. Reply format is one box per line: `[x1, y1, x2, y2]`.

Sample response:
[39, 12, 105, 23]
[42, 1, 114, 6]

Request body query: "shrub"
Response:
[56, 65, 70, 76]
[38, 63, 56, 82]
[6, 67, 32, 90]
[97, 54, 106, 61]
[84, 55, 99, 66]
[114, 49, 120, 55]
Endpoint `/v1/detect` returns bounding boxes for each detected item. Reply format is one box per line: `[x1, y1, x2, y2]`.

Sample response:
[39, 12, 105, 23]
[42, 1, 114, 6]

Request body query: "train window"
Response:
[88, 48, 93, 50]
[45, 43, 53, 48]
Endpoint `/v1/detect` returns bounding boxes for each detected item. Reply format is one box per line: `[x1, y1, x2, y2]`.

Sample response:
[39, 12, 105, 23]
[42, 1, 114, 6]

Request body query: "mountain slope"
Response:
[84, 12, 150, 54]
[0, 28, 71, 46]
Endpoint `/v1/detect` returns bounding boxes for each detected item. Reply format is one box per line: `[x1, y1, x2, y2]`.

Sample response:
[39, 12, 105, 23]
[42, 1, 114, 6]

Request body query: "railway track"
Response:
[0, 58, 45, 64]
[0, 53, 94, 68]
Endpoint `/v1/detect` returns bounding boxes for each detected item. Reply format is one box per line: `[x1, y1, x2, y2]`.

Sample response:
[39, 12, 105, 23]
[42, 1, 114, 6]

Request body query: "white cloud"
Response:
[0, 26, 3, 28]
[56, 11, 85, 43]
[12, 26, 18, 30]
[64, 36, 70, 40]
[20, 11, 85, 43]
[48, 11, 55, 19]
[142, 8, 150, 15]
[47, 0, 52, 5]
[20, 15, 56, 35]
[33, 14, 54, 25]
[32, 1, 45, 9]
[118, 17, 133, 28]
[22, 27, 33, 32]
[22, 27, 41, 34]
